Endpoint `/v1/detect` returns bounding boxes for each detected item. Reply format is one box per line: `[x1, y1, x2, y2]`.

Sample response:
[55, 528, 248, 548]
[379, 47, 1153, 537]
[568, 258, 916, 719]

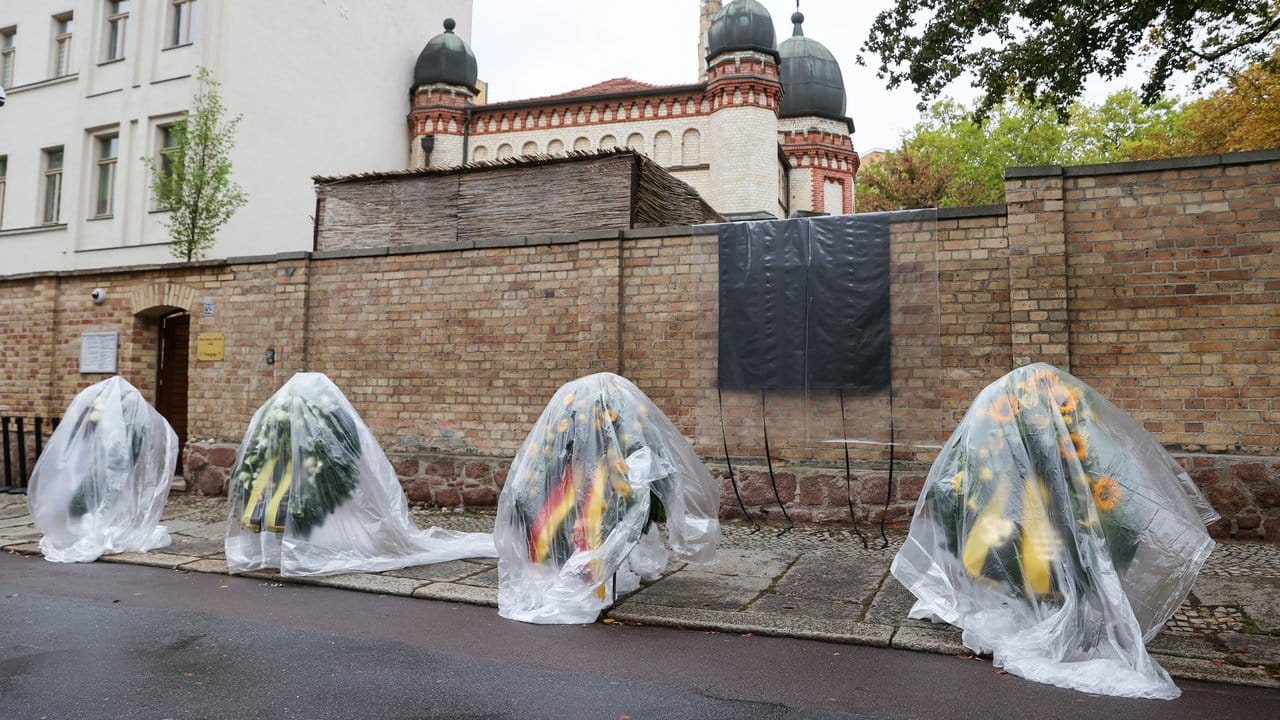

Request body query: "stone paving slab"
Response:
[747, 593, 864, 621]
[629, 572, 770, 612]
[179, 558, 230, 575]
[383, 560, 489, 583]
[1156, 655, 1280, 689]
[772, 555, 887, 603]
[98, 552, 202, 569]
[1193, 575, 1280, 633]
[411, 581, 498, 607]
[306, 573, 422, 597]
[889, 625, 969, 655]
[605, 602, 895, 648]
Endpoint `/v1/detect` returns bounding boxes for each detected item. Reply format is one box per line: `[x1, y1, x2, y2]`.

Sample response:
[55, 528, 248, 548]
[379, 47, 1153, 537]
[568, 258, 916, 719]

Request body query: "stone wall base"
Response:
[183, 441, 1280, 540]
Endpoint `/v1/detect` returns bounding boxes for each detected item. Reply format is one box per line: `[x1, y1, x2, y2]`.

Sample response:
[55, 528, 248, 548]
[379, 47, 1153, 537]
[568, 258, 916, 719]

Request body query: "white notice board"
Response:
[79, 332, 119, 374]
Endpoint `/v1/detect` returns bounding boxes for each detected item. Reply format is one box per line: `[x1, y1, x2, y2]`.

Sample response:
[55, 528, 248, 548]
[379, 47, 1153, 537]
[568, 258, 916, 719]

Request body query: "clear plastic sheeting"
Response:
[28, 376, 177, 563]
[892, 364, 1217, 699]
[225, 372, 495, 577]
[496, 373, 720, 624]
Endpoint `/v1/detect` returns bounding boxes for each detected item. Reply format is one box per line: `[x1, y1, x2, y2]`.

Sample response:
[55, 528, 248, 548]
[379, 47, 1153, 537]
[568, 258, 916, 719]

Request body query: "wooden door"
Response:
[155, 311, 190, 473]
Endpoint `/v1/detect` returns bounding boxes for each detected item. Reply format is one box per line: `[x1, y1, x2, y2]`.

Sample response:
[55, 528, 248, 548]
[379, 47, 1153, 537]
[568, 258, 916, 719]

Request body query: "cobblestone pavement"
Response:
[3, 492, 1278, 690]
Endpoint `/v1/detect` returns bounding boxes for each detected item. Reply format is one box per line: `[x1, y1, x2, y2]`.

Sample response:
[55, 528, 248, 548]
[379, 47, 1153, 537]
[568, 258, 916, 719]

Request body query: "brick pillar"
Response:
[1004, 166, 1069, 369]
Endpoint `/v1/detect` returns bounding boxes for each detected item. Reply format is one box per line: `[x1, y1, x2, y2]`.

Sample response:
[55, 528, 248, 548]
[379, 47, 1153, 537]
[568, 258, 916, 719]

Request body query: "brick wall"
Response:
[2, 150, 1278, 536]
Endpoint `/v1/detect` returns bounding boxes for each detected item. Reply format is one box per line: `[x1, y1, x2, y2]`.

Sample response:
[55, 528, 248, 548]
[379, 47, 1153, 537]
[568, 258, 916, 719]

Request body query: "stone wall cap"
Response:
[387, 241, 470, 255]
[274, 251, 313, 261]
[1063, 154, 1222, 177]
[622, 225, 695, 239]
[472, 236, 527, 249]
[311, 247, 390, 260]
[225, 253, 285, 265]
[562, 229, 624, 242]
[1220, 148, 1280, 165]
[1004, 165, 1063, 179]
[936, 204, 1007, 220]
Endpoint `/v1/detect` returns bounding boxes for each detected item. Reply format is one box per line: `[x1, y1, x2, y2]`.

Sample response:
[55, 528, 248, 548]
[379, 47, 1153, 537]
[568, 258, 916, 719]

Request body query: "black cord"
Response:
[718, 387, 757, 532]
[839, 388, 869, 549]
[878, 379, 894, 549]
[761, 389, 794, 535]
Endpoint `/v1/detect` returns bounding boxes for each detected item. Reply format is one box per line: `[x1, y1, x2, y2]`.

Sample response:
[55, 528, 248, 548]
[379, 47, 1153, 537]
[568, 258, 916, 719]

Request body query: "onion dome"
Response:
[706, 0, 777, 59]
[778, 11, 848, 122]
[413, 18, 478, 92]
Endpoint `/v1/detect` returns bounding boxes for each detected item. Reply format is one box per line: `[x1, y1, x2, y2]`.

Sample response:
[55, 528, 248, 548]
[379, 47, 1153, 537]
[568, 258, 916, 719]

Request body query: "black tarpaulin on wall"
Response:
[717, 213, 898, 390]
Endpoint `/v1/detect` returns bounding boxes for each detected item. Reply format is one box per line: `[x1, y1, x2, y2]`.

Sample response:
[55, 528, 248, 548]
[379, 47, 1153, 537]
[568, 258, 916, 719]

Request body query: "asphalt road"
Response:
[1, 553, 1277, 720]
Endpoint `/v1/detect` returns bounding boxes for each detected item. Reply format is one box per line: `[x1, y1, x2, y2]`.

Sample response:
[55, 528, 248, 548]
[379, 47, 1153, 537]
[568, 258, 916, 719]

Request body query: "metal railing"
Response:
[2, 415, 58, 494]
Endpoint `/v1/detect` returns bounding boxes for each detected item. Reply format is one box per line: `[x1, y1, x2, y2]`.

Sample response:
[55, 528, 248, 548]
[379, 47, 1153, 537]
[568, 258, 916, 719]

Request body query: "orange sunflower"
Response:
[987, 394, 1019, 424]
[1091, 475, 1122, 512]
[1059, 432, 1088, 460]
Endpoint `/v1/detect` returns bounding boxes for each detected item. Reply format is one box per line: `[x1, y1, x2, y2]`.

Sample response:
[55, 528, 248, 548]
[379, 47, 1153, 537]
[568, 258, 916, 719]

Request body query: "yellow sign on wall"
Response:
[196, 333, 225, 361]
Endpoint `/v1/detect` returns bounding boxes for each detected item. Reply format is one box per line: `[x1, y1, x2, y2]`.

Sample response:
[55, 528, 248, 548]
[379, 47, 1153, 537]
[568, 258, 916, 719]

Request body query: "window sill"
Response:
[161, 42, 194, 52]
[148, 207, 172, 214]
[87, 214, 114, 221]
[0, 223, 67, 237]
[98, 57, 126, 67]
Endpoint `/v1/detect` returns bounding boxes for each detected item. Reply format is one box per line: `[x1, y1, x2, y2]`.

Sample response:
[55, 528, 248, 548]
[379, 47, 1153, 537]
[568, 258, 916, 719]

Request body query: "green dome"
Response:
[413, 18, 477, 91]
[706, 0, 777, 59]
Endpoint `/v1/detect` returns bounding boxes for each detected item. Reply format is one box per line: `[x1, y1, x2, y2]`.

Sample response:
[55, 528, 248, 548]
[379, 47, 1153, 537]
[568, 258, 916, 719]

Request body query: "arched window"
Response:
[573, 136, 590, 152]
[496, 143, 513, 160]
[823, 179, 845, 214]
[471, 145, 489, 162]
[653, 131, 673, 165]
[522, 141, 538, 156]
[626, 133, 644, 153]
[681, 129, 701, 165]
[547, 139, 565, 155]
[599, 134, 618, 149]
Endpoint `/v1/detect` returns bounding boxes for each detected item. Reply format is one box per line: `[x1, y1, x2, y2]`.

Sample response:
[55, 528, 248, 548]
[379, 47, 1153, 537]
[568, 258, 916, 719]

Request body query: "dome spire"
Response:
[791, 1, 804, 37]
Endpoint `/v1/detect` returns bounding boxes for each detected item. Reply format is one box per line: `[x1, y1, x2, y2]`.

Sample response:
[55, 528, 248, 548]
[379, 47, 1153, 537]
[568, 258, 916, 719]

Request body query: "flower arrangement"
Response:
[229, 379, 361, 537]
[507, 376, 669, 582]
[922, 364, 1167, 601]
[65, 385, 148, 519]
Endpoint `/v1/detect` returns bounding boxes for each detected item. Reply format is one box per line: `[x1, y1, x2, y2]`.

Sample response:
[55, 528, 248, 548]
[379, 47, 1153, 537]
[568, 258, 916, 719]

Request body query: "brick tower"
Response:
[408, 18, 478, 168]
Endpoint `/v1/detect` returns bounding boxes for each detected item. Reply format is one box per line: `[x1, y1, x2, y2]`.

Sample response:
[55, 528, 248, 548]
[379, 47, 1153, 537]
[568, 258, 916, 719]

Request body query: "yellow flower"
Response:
[1059, 432, 1087, 461]
[1091, 476, 1121, 512]
[556, 418, 570, 434]
[563, 391, 576, 407]
[951, 471, 965, 493]
[979, 466, 994, 483]
[987, 394, 1019, 424]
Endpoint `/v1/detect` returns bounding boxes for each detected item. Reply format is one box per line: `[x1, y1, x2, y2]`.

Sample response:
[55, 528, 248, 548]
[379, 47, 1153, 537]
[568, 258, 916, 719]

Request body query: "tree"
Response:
[1128, 49, 1280, 158]
[861, 0, 1280, 120]
[143, 67, 247, 261]
[856, 92, 1179, 210]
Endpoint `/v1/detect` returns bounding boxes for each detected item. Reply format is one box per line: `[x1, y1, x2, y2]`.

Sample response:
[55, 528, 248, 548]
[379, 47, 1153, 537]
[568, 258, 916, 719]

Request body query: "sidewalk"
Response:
[3, 492, 1278, 690]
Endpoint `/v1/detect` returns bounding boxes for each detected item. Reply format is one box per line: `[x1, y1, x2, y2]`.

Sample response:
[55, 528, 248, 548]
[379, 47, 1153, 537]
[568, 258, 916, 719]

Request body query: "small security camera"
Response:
[91, 288, 107, 304]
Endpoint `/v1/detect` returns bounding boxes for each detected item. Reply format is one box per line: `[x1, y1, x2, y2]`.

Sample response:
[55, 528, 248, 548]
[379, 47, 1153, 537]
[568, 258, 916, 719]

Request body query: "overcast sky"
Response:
[468, 1, 967, 152]
[470, 1, 1156, 152]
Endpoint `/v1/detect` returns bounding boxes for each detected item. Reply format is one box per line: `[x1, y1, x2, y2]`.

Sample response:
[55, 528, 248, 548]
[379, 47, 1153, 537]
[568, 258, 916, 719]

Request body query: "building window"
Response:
[546, 139, 564, 155]
[573, 136, 589, 152]
[168, 0, 195, 47]
[599, 135, 618, 150]
[521, 141, 538, 156]
[42, 147, 64, 224]
[496, 143, 512, 160]
[52, 13, 74, 77]
[104, 0, 131, 62]
[0, 155, 7, 228]
[626, 133, 644, 154]
[653, 131, 673, 165]
[1, 27, 16, 88]
[681, 128, 701, 165]
[95, 134, 119, 217]
[471, 145, 488, 162]
[823, 178, 844, 215]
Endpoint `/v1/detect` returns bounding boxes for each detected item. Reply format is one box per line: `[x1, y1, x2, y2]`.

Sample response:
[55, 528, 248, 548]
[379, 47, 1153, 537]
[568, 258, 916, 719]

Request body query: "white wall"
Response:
[0, 0, 472, 275]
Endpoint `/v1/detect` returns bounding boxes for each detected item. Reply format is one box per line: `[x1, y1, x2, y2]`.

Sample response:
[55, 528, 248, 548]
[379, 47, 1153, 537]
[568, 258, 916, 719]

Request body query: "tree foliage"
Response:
[143, 67, 247, 262]
[856, 91, 1180, 211]
[861, 0, 1280, 120]
[1128, 49, 1280, 158]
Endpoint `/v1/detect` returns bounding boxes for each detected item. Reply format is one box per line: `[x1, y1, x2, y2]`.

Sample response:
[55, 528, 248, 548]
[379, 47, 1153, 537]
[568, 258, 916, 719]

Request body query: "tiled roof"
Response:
[483, 77, 698, 108]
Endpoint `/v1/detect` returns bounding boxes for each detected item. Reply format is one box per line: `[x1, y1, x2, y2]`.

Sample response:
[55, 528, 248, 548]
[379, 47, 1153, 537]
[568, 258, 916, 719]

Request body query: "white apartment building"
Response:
[0, 0, 471, 275]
